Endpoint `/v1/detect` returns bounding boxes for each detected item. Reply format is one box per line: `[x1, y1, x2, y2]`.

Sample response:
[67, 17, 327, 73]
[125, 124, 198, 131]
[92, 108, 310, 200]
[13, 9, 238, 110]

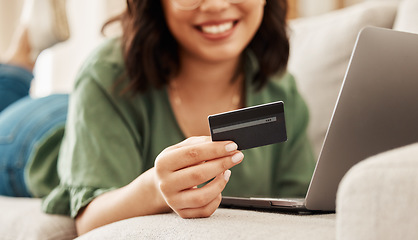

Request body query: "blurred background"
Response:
[0, 0, 363, 97]
[0, 0, 125, 96]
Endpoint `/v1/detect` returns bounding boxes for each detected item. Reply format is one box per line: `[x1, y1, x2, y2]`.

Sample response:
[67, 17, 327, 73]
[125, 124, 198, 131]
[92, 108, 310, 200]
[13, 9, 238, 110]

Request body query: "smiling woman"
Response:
[0, 0, 315, 237]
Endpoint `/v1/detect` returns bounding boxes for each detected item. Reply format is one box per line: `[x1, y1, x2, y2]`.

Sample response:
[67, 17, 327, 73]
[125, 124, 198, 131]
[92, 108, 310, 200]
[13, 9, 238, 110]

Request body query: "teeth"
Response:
[201, 22, 233, 34]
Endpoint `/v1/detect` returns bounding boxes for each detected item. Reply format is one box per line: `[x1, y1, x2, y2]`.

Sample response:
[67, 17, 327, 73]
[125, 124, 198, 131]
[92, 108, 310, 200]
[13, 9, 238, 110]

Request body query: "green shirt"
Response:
[35, 38, 315, 218]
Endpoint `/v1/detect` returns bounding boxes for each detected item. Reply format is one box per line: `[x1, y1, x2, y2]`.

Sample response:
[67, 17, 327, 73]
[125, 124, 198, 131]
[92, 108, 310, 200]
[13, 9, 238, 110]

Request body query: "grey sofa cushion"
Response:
[76, 208, 335, 240]
[0, 196, 76, 240]
[0, 196, 335, 240]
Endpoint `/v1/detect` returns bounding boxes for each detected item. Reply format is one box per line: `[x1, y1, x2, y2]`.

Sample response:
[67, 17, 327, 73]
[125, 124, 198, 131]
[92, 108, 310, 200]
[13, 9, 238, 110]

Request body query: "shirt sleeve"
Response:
[42, 56, 144, 218]
[273, 74, 316, 198]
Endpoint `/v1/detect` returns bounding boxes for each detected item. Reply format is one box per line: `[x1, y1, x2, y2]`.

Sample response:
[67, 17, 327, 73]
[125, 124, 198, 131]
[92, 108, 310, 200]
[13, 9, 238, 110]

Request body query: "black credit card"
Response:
[208, 101, 287, 150]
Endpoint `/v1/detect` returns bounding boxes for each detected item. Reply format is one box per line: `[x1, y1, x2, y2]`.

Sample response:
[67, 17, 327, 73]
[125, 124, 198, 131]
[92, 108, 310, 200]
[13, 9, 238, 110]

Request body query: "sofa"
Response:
[1, 0, 418, 239]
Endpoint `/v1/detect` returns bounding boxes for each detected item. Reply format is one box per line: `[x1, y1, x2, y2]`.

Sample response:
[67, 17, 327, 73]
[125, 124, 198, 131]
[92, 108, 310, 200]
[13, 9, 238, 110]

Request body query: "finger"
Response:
[168, 152, 243, 190]
[171, 170, 232, 209]
[157, 140, 239, 172]
[175, 136, 212, 148]
[177, 193, 223, 219]
[158, 137, 211, 156]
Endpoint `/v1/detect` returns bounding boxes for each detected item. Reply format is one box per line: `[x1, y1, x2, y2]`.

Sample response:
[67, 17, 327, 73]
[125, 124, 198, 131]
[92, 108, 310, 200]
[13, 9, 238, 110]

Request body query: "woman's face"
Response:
[161, 0, 265, 64]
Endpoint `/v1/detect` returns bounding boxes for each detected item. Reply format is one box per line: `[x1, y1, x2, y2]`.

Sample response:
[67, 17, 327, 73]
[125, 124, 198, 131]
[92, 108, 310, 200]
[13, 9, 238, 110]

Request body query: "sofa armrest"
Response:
[336, 143, 418, 240]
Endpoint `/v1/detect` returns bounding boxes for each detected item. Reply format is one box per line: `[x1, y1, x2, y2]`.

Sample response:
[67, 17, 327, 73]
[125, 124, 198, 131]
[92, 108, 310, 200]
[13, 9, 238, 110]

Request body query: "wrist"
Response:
[149, 167, 172, 213]
[130, 168, 172, 215]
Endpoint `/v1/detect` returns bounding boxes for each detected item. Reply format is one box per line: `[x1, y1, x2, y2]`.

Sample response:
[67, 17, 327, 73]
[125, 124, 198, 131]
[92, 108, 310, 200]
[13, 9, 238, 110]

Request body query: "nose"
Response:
[199, 0, 230, 12]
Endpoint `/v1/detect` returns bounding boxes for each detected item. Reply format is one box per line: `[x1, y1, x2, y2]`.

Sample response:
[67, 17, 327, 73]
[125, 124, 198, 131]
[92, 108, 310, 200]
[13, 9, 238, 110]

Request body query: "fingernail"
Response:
[231, 152, 244, 163]
[224, 170, 231, 181]
[225, 142, 238, 152]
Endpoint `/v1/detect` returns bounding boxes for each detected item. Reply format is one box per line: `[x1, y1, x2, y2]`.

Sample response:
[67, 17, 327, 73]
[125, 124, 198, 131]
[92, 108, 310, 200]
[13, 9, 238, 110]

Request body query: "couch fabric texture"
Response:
[337, 143, 418, 240]
[1, 0, 417, 239]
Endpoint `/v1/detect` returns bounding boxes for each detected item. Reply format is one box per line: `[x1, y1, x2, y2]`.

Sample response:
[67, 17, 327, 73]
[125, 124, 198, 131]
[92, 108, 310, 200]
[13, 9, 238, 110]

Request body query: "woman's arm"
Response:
[75, 137, 243, 235]
[75, 167, 169, 235]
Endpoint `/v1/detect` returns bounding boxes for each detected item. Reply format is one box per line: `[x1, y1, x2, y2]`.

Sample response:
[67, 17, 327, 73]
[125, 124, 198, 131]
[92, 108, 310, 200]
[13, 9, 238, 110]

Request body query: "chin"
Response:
[200, 48, 245, 63]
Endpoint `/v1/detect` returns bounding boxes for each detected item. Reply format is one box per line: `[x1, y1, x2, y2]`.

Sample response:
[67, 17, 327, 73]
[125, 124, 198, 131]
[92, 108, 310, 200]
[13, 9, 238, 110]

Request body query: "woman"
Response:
[0, 0, 315, 236]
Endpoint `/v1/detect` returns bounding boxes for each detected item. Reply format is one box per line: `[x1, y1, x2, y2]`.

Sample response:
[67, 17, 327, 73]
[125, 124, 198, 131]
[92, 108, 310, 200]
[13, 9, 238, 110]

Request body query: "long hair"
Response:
[105, 0, 289, 93]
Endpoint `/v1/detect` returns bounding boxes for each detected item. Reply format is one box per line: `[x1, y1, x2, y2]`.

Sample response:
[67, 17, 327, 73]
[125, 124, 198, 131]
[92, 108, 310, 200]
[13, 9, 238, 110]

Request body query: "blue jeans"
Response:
[0, 64, 68, 197]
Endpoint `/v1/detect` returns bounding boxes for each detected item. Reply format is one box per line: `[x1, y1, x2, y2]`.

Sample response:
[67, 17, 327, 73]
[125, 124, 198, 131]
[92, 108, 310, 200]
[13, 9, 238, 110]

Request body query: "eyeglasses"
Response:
[171, 0, 247, 11]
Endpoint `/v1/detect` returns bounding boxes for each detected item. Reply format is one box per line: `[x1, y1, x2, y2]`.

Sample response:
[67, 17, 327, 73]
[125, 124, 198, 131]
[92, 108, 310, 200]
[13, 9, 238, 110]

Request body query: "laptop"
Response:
[221, 27, 418, 212]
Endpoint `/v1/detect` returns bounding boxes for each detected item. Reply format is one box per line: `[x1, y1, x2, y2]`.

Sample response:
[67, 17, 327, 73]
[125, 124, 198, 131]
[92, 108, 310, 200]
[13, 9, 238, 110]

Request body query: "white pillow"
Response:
[393, 0, 418, 33]
[288, 1, 399, 156]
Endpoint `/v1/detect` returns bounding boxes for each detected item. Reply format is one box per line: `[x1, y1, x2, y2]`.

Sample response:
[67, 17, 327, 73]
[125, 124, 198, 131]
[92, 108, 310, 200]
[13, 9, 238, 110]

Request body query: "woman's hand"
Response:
[154, 136, 244, 218]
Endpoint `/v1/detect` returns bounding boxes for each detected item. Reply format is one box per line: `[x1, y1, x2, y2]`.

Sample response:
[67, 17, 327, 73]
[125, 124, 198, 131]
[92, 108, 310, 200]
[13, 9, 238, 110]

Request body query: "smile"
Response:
[202, 22, 233, 34]
[197, 21, 238, 35]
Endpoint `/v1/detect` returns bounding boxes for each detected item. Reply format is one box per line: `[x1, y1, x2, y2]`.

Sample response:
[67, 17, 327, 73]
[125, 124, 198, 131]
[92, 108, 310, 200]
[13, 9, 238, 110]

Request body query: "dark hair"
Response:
[105, 0, 289, 93]
[249, 0, 289, 90]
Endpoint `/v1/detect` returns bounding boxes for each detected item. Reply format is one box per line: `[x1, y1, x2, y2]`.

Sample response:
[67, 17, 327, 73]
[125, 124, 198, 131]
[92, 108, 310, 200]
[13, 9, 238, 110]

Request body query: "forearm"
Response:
[75, 168, 171, 236]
